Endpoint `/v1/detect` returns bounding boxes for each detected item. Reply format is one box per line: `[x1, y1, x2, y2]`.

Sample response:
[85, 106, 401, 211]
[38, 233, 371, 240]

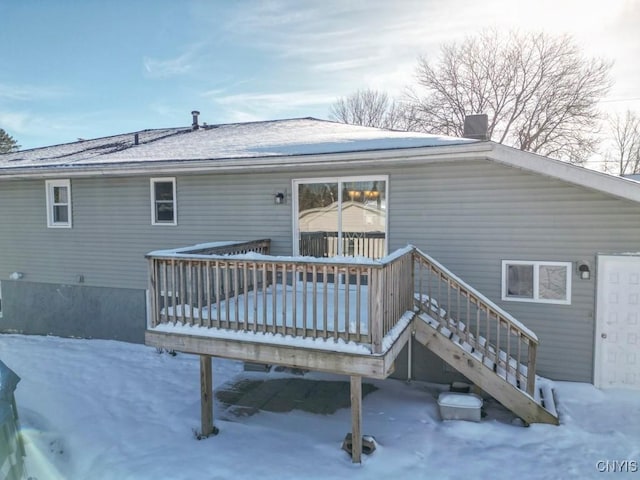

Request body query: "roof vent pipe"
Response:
[463, 114, 489, 141]
[191, 110, 200, 131]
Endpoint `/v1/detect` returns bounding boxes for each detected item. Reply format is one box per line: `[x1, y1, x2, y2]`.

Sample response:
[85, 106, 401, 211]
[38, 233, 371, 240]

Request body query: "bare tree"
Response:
[407, 30, 612, 164]
[329, 89, 408, 130]
[604, 110, 640, 176]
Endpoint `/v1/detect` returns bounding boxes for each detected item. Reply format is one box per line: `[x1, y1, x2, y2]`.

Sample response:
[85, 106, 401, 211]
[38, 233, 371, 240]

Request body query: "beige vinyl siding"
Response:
[1, 159, 640, 381]
[387, 160, 640, 382]
[0, 174, 293, 290]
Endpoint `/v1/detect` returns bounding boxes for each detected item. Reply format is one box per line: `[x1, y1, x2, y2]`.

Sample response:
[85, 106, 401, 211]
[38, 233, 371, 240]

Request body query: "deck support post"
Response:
[350, 375, 362, 463]
[407, 335, 413, 382]
[200, 354, 216, 437]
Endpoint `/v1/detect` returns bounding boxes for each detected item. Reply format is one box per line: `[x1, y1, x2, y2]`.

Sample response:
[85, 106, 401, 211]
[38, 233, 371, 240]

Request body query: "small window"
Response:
[502, 260, 571, 305]
[46, 179, 72, 228]
[151, 178, 177, 225]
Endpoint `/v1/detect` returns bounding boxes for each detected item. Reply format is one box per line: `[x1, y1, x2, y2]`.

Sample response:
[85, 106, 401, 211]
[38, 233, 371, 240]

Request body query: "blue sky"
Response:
[1, 0, 638, 150]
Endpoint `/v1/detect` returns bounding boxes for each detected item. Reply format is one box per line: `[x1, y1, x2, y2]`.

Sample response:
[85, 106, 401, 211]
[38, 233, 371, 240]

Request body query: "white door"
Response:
[595, 255, 640, 389]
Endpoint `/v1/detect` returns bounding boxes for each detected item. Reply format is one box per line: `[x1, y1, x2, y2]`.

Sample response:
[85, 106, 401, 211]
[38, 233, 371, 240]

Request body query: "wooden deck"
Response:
[145, 239, 557, 463]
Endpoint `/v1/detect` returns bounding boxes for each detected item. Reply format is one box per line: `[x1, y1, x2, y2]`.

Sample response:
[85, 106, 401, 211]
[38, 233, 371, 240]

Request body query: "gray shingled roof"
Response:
[0, 117, 477, 173]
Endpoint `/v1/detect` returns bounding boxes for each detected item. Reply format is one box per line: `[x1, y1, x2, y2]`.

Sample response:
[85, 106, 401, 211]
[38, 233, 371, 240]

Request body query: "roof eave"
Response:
[0, 142, 493, 179]
[490, 143, 640, 204]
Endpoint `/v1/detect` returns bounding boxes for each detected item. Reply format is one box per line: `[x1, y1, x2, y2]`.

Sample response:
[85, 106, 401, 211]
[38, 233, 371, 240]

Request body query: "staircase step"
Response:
[413, 315, 559, 425]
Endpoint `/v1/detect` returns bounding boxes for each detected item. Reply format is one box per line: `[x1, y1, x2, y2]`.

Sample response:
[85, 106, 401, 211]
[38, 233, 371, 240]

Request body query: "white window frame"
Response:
[501, 260, 572, 305]
[150, 177, 177, 226]
[292, 175, 389, 257]
[45, 179, 72, 228]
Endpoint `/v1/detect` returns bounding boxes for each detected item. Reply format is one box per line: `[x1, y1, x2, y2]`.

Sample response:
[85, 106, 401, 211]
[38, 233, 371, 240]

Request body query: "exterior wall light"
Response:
[274, 192, 286, 205]
[577, 262, 591, 280]
[9, 272, 23, 280]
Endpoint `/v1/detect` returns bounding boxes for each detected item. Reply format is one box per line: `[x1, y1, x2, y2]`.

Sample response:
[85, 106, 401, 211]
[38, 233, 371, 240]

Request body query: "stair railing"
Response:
[412, 248, 538, 396]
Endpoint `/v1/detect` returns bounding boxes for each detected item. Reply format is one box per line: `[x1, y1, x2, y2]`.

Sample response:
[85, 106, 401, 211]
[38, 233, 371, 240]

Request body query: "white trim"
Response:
[0, 280, 3, 319]
[150, 177, 177, 226]
[0, 143, 493, 182]
[3, 135, 640, 207]
[292, 175, 389, 257]
[501, 260, 572, 305]
[45, 179, 72, 228]
[491, 144, 640, 204]
[594, 254, 640, 389]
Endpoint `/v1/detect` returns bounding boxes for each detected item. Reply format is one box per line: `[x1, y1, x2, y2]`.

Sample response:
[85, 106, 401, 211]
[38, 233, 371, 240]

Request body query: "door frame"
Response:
[594, 253, 640, 388]
[291, 175, 389, 257]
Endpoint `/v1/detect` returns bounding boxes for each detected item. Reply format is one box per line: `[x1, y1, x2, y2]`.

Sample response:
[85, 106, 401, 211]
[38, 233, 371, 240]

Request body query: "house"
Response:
[1, 115, 639, 459]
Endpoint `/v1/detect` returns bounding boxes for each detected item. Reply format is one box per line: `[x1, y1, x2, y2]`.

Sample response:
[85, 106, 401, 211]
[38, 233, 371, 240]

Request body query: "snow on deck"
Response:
[151, 281, 415, 356]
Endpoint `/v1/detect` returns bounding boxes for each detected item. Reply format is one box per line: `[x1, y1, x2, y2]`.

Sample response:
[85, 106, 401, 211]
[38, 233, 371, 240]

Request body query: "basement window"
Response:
[151, 178, 177, 225]
[46, 179, 72, 228]
[502, 260, 571, 305]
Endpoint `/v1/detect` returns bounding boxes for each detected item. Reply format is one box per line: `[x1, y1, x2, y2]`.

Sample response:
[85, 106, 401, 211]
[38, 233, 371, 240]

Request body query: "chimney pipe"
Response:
[191, 110, 200, 130]
[463, 114, 489, 141]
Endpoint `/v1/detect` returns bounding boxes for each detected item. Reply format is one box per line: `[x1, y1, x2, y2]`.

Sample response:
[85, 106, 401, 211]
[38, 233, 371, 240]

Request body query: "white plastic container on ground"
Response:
[437, 392, 483, 422]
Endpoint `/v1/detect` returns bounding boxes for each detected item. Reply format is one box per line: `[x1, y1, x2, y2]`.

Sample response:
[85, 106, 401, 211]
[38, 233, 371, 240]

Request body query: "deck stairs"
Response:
[410, 250, 559, 425]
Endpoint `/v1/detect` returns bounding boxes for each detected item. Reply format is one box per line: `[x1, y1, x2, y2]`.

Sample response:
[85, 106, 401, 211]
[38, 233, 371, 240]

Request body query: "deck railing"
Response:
[147, 241, 539, 388]
[412, 249, 538, 396]
[299, 231, 386, 259]
[147, 241, 414, 353]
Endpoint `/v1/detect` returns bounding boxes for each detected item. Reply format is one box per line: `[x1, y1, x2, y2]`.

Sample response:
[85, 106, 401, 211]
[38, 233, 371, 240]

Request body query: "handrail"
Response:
[412, 248, 538, 396]
[147, 242, 414, 353]
[299, 231, 386, 259]
[147, 241, 539, 393]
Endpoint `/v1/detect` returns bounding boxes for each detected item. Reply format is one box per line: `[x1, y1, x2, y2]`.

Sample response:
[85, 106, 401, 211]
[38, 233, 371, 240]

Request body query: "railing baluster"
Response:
[243, 262, 249, 331]
[281, 263, 287, 335]
[292, 264, 298, 335]
[162, 261, 169, 325]
[333, 265, 339, 340]
[303, 265, 310, 337]
[345, 267, 350, 337]
[261, 264, 267, 333]
[320, 265, 326, 339]
[506, 322, 512, 381]
[356, 267, 361, 340]
[271, 263, 277, 334]
[252, 263, 258, 333]
[206, 261, 212, 328]
[215, 262, 221, 327]
[517, 334, 522, 388]
[527, 341, 537, 396]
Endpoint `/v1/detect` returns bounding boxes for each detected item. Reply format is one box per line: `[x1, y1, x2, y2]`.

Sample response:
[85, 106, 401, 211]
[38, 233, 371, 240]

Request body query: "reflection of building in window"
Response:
[151, 178, 177, 225]
[507, 264, 534, 298]
[296, 177, 387, 258]
[45, 179, 72, 228]
[502, 261, 571, 305]
[298, 201, 385, 233]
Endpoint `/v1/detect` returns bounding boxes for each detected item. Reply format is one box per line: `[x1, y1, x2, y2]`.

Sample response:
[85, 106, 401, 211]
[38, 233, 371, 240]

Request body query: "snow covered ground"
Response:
[1, 334, 639, 480]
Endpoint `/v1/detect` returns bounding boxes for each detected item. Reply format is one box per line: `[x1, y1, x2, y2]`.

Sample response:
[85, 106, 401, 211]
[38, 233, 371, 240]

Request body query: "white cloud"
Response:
[0, 83, 68, 101]
[143, 44, 204, 78]
[208, 90, 338, 123]
[0, 111, 31, 133]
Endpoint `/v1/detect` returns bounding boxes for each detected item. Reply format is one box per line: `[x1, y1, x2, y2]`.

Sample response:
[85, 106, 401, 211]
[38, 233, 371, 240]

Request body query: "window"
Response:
[294, 176, 388, 259]
[46, 179, 72, 228]
[151, 178, 177, 225]
[502, 260, 572, 305]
